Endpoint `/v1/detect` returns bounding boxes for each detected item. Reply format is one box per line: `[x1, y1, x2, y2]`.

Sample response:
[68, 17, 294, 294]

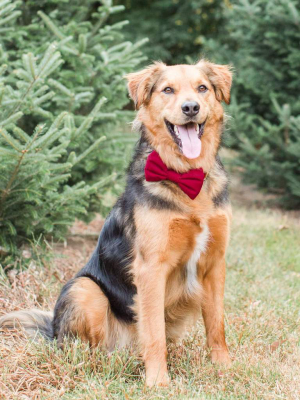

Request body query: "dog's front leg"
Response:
[200, 213, 231, 366]
[134, 253, 170, 387]
[202, 257, 231, 365]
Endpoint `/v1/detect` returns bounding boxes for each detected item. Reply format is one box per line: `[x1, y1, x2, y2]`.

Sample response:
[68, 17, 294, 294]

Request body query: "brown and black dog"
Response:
[0, 60, 233, 387]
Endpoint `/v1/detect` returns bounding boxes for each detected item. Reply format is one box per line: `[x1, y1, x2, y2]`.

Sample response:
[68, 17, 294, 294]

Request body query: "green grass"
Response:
[1, 205, 300, 399]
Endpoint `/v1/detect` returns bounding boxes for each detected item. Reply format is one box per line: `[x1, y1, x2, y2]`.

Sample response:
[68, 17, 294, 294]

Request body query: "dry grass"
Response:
[1, 186, 300, 399]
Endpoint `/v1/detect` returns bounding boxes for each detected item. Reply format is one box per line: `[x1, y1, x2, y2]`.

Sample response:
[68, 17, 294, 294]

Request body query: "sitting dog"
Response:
[0, 60, 233, 387]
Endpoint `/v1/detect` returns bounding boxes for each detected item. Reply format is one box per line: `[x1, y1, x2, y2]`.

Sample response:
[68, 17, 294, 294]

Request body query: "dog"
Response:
[0, 59, 233, 387]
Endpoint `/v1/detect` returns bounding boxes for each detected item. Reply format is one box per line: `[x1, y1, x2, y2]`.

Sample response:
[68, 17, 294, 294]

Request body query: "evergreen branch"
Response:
[46, 173, 71, 184]
[0, 150, 26, 215]
[34, 85, 50, 97]
[73, 96, 107, 139]
[28, 53, 37, 79]
[0, 111, 23, 127]
[22, 53, 33, 78]
[47, 141, 70, 155]
[31, 127, 69, 150]
[0, 146, 18, 156]
[0, 124, 43, 215]
[0, 63, 7, 76]
[90, 172, 117, 191]
[90, 10, 110, 37]
[38, 43, 59, 74]
[37, 11, 65, 40]
[6, 43, 62, 118]
[0, 10, 20, 26]
[30, 112, 68, 149]
[38, 12, 95, 77]
[60, 45, 79, 56]
[48, 162, 72, 171]
[72, 116, 93, 140]
[48, 79, 74, 97]
[33, 91, 55, 106]
[0, 85, 4, 106]
[0, 127, 22, 150]
[73, 135, 106, 165]
[8, 188, 42, 197]
[14, 68, 31, 82]
[0, 0, 13, 10]
[34, 107, 52, 119]
[0, 27, 15, 33]
[78, 34, 87, 54]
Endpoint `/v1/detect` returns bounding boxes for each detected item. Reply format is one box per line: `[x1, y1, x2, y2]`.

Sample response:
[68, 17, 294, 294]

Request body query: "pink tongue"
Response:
[176, 123, 201, 159]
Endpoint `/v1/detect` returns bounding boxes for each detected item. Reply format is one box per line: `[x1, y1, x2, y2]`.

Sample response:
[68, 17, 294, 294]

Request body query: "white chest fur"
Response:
[185, 223, 210, 295]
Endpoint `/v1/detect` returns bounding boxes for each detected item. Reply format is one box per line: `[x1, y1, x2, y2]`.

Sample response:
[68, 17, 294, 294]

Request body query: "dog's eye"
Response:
[163, 87, 174, 94]
[198, 85, 208, 93]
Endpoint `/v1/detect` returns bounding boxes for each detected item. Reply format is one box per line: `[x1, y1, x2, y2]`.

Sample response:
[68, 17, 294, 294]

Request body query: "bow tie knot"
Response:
[144, 151, 206, 200]
[166, 170, 180, 183]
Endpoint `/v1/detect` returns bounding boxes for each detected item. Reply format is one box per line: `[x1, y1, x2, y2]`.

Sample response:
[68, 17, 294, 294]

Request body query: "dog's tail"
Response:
[0, 310, 54, 340]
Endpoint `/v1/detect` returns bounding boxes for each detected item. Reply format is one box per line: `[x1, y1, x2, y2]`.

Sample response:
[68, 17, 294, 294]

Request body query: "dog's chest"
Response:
[185, 223, 210, 295]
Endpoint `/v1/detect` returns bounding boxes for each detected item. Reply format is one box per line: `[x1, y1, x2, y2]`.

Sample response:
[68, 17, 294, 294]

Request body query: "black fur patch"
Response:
[53, 278, 79, 342]
[78, 210, 137, 323]
[213, 182, 229, 208]
[212, 156, 230, 208]
[38, 314, 54, 340]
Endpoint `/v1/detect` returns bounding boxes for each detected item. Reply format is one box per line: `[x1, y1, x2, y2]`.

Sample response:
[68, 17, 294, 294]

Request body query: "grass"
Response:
[0, 190, 300, 399]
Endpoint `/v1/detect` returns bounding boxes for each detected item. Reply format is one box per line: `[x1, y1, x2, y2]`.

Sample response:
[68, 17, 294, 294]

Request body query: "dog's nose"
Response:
[181, 101, 200, 117]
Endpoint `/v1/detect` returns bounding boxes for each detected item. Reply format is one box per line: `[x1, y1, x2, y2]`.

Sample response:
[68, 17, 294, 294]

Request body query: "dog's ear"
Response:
[197, 60, 233, 104]
[125, 62, 166, 109]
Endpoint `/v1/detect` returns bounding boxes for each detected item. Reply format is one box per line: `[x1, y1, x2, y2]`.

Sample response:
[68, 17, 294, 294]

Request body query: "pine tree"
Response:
[204, 0, 300, 208]
[0, 0, 146, 256]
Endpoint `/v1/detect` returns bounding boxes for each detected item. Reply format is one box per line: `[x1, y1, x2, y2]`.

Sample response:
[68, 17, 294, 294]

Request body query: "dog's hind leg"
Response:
[53, 277, 134, 349]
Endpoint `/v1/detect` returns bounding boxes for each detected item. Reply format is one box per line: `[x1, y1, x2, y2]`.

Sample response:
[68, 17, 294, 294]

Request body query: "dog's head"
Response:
[126, 60, 232, 169]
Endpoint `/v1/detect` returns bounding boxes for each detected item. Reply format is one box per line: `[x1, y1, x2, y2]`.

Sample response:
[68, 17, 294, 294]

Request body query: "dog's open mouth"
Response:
[165, 120, 205, 159]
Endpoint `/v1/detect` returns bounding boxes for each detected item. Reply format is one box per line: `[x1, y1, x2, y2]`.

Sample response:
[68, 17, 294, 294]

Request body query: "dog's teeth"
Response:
[196, 124, 199, 133]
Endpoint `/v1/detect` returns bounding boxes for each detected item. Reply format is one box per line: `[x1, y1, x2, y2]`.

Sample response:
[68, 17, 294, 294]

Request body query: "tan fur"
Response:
[196, 60, 233, 104]
[67, 278, 136, 350]
[126, 62, 167, 109]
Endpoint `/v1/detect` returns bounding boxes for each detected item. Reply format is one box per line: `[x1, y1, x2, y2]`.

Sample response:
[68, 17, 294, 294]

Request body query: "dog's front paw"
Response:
[211, 348, 231, 366]
[145, 371, 170, 387]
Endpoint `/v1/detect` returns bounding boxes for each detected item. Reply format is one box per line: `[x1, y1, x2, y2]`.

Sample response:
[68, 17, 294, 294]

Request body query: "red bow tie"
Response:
[144, 151, 206, 200]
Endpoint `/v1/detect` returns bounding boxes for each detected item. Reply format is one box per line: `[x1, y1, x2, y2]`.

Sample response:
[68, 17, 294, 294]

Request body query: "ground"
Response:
[0, 173, 299, 399]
